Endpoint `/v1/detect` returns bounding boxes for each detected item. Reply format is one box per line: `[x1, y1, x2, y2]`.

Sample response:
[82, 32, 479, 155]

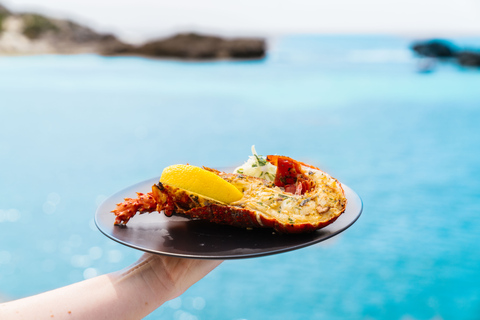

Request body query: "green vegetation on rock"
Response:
[0, 4, 10, 34]
[0, 13, 7, 33]
[22, 14, 58, 39]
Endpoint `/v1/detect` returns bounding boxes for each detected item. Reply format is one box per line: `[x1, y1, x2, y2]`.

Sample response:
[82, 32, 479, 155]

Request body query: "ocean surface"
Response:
[1, 34, 480, 319]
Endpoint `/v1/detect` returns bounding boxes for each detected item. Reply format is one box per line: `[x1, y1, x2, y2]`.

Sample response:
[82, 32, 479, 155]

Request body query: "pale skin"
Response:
[0, 253, 222, 320]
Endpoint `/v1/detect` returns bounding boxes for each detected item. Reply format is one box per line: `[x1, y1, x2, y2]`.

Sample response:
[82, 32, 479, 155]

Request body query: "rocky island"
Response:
[411, 39, 480, 68]
[0, 3, 266, 60]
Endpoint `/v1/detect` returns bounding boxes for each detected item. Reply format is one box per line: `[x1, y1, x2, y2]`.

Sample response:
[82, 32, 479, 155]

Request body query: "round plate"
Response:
[95, 176, 362, 260]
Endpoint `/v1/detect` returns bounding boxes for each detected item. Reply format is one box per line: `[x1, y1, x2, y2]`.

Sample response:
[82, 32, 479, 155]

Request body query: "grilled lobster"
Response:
[112, 155, 346, 233]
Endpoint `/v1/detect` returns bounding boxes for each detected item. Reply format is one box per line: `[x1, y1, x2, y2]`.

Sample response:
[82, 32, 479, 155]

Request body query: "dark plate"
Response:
[95, 176, 362, 259]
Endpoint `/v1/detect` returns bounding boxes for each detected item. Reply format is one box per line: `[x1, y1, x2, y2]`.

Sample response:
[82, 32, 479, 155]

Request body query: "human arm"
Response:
[0, 253, 222, 320]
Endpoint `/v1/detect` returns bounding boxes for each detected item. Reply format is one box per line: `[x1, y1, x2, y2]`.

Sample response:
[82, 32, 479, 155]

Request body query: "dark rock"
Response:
[224, 38, 266, 59]
[133, 33, 224, 59]
[411, 40, 457, 58]
[457, 51, 480, 67]
[410, 38, 480, 69]
[115, 33, 266, 60]
[97, 38, 134, 55]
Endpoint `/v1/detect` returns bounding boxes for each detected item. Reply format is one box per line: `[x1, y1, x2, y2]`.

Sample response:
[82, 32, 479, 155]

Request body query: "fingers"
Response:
[138, 253, 223, 300]
[178, 258, 223, 288]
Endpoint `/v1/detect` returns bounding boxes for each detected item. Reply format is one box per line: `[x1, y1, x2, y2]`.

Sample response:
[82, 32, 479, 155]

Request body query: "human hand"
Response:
[120, 253, 223, 302]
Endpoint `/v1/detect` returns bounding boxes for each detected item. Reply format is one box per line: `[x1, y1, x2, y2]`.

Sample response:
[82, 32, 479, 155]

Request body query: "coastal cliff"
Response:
[0, 4, 127, 55]
[0, 3, 266, 59]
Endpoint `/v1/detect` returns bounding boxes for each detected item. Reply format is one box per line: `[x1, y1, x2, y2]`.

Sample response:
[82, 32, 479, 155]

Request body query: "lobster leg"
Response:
[112, 192, 157, 225]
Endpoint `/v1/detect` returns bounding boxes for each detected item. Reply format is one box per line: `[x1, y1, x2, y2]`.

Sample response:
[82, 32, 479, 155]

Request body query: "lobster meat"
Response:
[112, 155, 347, 233]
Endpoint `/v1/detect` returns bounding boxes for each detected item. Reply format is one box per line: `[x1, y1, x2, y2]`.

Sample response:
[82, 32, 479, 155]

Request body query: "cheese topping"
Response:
[224, 167, 346, 225]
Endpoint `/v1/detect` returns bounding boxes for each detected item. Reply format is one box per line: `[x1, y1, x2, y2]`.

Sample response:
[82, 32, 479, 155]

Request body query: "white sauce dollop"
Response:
[233, 146, 277, 182]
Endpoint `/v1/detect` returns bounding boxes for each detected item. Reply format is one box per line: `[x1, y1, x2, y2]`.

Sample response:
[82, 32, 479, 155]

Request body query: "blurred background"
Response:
[1, 1, 480, 319]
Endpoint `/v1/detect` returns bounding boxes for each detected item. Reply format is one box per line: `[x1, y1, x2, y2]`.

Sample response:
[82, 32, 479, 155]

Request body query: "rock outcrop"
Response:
[456, 51, 480, 67]
[0, 3, 266, 60]
[0, 10, 129, 55]
[411, 39, 457, 58]
[105, 33, 266, 60]
[411, 39, 480, 68]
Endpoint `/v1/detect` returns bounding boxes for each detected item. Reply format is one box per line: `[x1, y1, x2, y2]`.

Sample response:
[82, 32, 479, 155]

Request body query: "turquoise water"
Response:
[1, 35, 480, 319]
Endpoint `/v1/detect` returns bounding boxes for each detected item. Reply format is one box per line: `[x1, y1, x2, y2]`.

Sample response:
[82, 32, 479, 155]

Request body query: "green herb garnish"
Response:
[254, 154, 267, 167]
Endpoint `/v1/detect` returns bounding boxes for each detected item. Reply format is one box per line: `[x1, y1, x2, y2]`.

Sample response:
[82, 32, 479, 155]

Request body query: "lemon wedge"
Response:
[160, 164, 243, 204]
